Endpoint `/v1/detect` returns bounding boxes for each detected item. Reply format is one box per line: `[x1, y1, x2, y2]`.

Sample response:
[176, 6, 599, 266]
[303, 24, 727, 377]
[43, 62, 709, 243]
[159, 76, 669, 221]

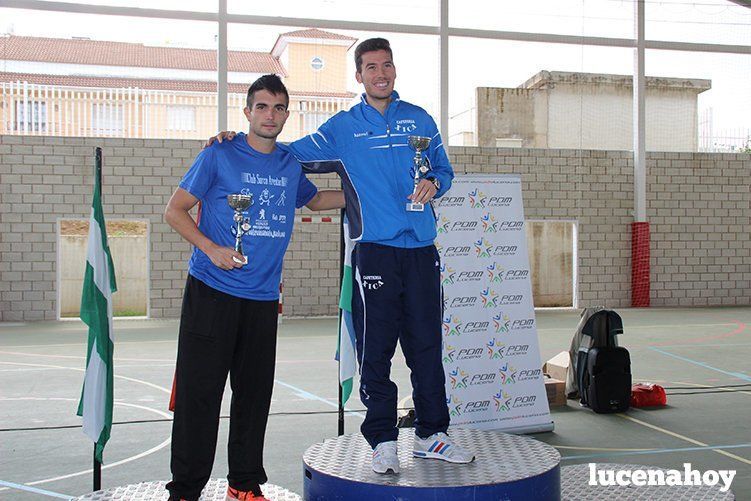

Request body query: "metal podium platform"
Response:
[74, 479, 301, 500]
[302, 428, 562, 500]
[561, 463, 735, 500]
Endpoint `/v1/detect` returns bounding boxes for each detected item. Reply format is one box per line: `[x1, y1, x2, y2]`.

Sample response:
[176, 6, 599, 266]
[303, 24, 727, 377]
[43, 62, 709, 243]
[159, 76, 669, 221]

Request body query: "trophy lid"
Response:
[407, 135, 431, 151]
[227, 194, 253, 210]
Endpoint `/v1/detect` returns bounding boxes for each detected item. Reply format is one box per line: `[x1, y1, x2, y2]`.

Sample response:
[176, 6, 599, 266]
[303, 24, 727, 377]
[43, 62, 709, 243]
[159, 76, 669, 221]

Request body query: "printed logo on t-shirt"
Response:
[258, 189, 274, 205]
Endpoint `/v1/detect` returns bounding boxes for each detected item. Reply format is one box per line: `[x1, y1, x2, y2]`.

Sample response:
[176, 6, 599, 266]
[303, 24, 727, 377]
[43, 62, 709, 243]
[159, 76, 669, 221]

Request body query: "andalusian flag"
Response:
[336, 216, 357, 405]
[77, 154, 117, 463]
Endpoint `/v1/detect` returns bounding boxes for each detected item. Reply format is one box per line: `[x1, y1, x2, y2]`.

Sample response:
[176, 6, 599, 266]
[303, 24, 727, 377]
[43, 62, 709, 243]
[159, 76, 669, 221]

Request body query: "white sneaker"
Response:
[372, 440, 401, 474]
[413, 432, 475, 463]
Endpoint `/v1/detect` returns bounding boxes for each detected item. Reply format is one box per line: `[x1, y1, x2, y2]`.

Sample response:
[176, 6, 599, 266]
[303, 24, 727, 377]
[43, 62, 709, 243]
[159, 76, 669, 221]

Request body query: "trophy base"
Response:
[406, 202, 424, 212]
[232, 255, 248, 265]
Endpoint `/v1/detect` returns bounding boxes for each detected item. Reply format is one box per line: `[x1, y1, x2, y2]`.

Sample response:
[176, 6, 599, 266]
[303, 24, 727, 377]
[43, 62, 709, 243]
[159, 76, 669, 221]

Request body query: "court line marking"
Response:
[538, 323, 739, 332]
[0, 480, 71, 499]
[554, 445, 654, 451]
[649, 347, 751, 383]
[649, 321, 746, 347]
[0, 361, 172, 394]
[670, 380, 751, 397]
[550, 378, 751, 455]
[562, 442, 751, 461]
[616, 412, 751, 466]
[274, 380, 365, 419]
[0, 350, 333, 365]
[655, 342, 751, 348]
[0, 340, 177, 349]
[0, 397, 171, 489]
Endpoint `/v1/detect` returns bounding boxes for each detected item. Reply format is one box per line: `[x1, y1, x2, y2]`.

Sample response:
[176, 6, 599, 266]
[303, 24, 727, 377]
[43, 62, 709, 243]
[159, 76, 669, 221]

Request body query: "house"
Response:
[0, 29, 358, 141]
[471, 70, 711, 151]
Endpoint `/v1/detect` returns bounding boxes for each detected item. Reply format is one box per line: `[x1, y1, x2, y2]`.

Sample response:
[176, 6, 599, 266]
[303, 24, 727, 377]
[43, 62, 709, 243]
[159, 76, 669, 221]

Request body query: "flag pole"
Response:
[95, 147, 102, 191]
[93, 146, 103, 492]
[93, 446, 101, 491]
[78, 145, 115, 491]
[338, 207, 345, 437]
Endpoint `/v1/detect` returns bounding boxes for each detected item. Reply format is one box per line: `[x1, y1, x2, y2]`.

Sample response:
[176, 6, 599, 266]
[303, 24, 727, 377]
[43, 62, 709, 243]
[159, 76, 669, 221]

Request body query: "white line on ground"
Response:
[0, 361, 171, 394]
[0, 398, 172, 489]
[0, 480, 72, 499]
[274, 379, 365, 419]
[617, 411, 751, 466]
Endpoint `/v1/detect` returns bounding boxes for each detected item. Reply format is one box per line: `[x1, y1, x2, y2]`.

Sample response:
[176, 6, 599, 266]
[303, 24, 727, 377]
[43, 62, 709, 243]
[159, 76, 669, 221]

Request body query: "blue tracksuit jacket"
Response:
[289, 91, 454, 248]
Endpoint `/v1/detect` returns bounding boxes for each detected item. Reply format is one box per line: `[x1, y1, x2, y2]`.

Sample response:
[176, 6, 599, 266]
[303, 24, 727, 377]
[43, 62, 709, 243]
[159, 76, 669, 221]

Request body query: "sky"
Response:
[1, 0, 750, 145]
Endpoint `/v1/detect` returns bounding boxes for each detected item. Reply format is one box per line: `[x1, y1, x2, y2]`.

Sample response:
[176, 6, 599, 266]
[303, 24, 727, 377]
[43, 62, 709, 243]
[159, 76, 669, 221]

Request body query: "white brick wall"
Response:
[1, 135, 749, 321]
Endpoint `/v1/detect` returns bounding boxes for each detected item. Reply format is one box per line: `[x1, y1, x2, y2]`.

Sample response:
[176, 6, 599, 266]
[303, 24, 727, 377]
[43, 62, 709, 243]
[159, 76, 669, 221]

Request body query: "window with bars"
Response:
[14, 100, 48, 132]
[91, 103, 124, 135]
[299, 100, 335, 135]
[167, 105, 197, 131]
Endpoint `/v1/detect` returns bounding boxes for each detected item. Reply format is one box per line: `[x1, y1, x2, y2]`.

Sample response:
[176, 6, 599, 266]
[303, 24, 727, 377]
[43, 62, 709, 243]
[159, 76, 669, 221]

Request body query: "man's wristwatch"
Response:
[427, 176, 440, 192]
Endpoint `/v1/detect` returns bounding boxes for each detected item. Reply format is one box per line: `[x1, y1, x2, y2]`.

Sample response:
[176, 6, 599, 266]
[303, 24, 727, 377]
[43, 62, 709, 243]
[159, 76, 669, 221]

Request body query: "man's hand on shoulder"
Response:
[204, 131, 238, 149]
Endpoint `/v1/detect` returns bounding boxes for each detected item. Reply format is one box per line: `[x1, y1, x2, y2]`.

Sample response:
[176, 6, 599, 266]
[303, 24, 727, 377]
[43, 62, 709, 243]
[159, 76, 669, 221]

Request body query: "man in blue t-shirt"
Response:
[165, 75, 344, 501]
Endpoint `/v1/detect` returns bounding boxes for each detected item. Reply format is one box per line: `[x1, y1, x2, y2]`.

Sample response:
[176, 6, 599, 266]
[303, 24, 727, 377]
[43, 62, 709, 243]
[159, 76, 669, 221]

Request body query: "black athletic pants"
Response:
[167, 275, 278, 501]
[351, 243, 450, 449]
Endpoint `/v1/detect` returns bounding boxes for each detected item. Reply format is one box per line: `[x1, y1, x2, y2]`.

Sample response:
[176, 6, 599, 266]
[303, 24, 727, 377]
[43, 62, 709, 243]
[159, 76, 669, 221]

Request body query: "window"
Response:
[303, 112, 329, 134]
[299, 100, 333, 135]
[167, 105, 197, 131]
[91, 103, 124, 135]
[14, 100, 47, 132]
[311, 56, 325, 71]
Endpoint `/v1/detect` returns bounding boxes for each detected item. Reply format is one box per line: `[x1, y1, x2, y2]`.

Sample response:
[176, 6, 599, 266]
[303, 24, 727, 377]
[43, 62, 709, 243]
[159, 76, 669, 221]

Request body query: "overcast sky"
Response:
[2, 0, 750, 143]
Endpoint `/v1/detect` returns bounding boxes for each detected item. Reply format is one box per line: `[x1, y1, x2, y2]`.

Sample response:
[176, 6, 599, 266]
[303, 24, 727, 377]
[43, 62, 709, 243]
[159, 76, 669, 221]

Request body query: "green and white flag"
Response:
[336, 216, 356, 405]
[77, 166, 117, 463]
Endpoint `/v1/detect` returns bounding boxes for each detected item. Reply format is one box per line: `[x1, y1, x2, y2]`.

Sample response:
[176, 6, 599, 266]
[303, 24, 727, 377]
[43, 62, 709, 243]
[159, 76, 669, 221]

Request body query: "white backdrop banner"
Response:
[435, 174, 553, 434]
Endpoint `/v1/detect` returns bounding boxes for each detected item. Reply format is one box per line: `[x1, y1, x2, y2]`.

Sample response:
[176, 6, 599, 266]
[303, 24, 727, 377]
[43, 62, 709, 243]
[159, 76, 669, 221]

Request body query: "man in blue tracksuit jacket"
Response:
[212, 38, 474, 474]
[290, 38, 474, 474]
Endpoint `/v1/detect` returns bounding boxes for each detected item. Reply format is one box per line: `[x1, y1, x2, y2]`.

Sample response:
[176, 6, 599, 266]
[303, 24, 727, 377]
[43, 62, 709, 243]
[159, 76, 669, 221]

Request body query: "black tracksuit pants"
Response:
[351, 242, 450, 448]
[167, 275, 278, 501]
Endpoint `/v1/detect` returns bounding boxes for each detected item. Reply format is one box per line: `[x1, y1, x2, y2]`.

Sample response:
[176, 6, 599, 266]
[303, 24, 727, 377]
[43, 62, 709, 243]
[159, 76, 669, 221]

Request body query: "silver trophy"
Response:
[227, 194, 253, 265]
[406, 135, 432, 212]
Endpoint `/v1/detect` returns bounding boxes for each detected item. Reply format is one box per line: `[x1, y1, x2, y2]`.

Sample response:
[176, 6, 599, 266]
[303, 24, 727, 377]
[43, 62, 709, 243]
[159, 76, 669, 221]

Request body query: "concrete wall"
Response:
[477, 84, 702, 151]
[450, 147, 750, 307]
[59, 234, 148, 316]
[526, 221, 574, 307]
[1, 135, 749, 321]
[476, 87, 540, 149]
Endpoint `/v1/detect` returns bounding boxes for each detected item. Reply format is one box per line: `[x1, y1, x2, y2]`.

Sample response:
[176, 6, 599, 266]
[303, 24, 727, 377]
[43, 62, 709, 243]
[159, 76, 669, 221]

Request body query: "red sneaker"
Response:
[226, 486, 269, 501]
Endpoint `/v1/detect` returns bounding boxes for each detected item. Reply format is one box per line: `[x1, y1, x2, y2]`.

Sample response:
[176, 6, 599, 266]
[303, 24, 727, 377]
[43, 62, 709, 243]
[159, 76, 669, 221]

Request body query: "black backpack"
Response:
[578, 310, 631, 413]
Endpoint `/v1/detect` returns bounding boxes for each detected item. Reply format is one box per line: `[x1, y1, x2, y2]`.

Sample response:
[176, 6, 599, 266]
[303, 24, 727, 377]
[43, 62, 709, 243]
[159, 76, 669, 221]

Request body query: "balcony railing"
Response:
[1, 81, 352, 141]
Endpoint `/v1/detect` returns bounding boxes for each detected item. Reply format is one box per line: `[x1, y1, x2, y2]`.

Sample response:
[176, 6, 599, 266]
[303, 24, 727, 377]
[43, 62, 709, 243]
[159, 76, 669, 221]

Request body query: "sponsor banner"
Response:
[436, 175, 551, 431]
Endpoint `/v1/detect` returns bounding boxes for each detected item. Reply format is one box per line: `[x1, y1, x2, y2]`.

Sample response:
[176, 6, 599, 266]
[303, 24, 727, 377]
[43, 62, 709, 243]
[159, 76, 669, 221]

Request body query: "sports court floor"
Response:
[1, 307, 750, 499]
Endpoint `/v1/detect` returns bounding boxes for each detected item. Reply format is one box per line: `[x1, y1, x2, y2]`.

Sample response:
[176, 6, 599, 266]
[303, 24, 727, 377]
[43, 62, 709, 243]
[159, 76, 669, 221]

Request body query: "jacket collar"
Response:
[358, 90, 401, 123]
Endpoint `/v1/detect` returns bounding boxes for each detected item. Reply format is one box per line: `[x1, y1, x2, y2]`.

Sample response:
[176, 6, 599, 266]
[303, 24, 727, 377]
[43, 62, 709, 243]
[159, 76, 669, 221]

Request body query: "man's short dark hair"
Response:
[246, 74, 289, 108]
[354, 38, 393, 73]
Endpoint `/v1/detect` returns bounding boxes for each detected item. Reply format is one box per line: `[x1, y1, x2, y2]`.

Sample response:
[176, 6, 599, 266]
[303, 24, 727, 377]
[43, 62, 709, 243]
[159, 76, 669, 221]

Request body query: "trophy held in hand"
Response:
[406, 135, 432, 212]
[228, 193, 253, 265]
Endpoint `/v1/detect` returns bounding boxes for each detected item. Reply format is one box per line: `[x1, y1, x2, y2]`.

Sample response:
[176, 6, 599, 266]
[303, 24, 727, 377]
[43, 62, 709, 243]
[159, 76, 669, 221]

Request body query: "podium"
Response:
[303, 428, 561, 500]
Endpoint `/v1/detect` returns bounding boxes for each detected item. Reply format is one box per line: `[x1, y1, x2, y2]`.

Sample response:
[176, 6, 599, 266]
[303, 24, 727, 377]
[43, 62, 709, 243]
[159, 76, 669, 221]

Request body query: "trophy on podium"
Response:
[227, 194, 253, 265]
[406, 135, 432, 212]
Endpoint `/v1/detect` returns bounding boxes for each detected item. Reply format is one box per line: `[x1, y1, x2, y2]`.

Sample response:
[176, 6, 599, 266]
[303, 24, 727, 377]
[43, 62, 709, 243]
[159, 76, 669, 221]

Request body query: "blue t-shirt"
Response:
[179, 132, 317, 300]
